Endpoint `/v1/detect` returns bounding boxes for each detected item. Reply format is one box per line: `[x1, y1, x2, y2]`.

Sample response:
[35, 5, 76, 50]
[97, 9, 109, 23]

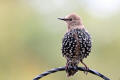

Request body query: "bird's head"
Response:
[58, 13, 83, 30]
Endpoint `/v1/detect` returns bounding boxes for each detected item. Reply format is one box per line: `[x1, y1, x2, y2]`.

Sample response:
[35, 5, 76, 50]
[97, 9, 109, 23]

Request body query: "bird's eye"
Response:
[69, 18, 72, 21]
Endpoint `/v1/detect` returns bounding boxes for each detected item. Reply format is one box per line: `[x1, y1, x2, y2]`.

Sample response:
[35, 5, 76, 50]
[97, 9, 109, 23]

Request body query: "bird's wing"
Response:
[78, 30, 92, 58]
[61, 31, 77, 57]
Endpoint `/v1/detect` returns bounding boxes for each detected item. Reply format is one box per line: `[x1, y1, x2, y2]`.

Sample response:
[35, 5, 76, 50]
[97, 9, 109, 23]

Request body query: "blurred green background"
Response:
[0, 0, 120, 80]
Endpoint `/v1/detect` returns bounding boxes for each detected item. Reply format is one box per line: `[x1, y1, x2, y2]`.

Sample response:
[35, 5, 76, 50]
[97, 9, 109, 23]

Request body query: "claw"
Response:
[74, 66, 77, 71]
[84, 66, 89, 75]
[65, 63, 78, 77]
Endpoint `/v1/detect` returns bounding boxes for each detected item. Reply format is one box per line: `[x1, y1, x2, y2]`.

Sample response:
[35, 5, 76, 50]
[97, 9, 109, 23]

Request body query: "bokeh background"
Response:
[0, 0, 120, 80]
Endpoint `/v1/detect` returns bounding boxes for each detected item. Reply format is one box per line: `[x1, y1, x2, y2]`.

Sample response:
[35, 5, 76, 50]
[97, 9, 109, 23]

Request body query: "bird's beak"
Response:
[58, 18, 71, 21]
[57, 18, 66, 21]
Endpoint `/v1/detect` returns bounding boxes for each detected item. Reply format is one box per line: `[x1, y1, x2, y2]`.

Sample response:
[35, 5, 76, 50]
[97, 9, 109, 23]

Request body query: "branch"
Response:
[33, 66, 110, 80]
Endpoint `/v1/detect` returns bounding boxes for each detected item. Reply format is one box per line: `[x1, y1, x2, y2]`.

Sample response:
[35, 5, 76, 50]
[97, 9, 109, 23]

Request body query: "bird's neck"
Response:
[67, 25, 85, 32]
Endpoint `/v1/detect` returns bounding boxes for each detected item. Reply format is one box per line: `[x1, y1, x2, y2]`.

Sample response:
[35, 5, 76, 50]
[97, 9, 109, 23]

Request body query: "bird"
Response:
[58, 13, 92, 77]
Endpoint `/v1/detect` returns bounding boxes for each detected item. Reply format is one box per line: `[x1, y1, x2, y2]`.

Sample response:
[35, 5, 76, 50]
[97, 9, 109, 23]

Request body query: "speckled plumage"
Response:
[62, 28, 91, 59]
[62, 28, 91, 76]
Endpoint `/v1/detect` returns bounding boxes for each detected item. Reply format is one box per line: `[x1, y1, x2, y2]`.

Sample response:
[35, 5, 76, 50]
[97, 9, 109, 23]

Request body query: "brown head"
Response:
[58, 13, 84, 30]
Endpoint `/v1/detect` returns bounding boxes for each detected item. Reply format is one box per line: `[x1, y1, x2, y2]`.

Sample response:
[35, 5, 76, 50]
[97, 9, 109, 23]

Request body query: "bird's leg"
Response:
[65, 61, 69, 70]
[80, 60, 89, 75]
[65, 60, 71, 73]
[65, 60, 72, 77]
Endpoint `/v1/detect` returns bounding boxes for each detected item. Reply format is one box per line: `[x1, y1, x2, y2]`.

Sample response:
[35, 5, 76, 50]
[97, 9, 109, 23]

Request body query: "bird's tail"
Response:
[65, 61, 78, 77]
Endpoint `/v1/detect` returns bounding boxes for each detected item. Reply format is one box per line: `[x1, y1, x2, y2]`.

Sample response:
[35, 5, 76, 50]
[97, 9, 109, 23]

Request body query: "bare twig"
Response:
[33, 66, 110, 80]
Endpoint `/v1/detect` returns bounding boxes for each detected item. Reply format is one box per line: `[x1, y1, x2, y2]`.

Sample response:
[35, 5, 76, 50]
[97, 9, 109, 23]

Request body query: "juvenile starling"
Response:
[58, 13, 92, 76]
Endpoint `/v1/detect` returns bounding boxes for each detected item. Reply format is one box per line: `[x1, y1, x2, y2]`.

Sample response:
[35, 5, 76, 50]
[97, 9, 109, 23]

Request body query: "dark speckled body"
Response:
[62, 28, 92, 76]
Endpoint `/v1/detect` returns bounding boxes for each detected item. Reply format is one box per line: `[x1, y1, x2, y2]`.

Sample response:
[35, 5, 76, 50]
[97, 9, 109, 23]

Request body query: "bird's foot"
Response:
[65, 64, 78, 77]
[84, 66, 89, 75]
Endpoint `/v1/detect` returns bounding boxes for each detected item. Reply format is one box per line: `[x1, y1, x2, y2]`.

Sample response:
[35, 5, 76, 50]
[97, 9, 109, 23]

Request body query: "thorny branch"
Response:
[33, 66, 110, 80]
